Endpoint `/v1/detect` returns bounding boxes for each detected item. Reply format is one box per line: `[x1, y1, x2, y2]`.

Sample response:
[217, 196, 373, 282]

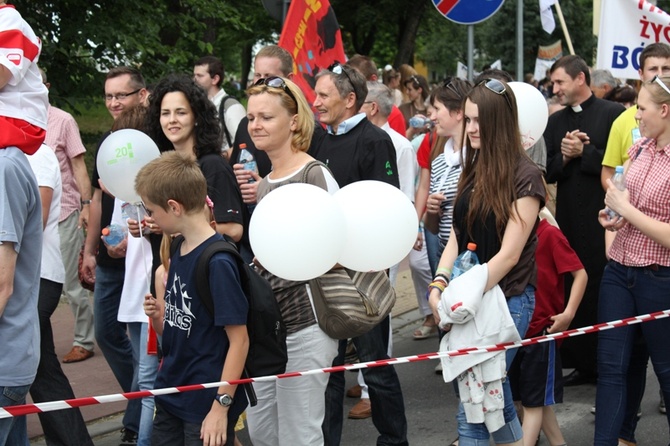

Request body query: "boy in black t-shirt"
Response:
[137, 152, 249, 446]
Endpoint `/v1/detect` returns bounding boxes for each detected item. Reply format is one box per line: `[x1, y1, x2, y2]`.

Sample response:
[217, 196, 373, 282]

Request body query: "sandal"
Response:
[413, 324, 437, 339]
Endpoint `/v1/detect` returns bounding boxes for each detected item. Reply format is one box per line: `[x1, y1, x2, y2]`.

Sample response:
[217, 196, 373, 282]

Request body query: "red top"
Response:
[387, 105, 406, 137]
[529, 219, 583, 337]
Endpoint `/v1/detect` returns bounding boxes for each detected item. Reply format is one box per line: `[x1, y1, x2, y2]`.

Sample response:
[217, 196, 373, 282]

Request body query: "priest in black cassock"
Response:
[544, 55, 625, 386]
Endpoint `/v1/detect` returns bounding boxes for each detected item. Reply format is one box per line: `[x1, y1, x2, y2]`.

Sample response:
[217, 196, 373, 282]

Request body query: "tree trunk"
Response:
[241, 43, 254, 88]
[394, 0, 428, 67]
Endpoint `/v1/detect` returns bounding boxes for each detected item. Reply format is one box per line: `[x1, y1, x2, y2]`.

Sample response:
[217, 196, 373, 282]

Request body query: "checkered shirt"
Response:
[609, 138, 670, 267]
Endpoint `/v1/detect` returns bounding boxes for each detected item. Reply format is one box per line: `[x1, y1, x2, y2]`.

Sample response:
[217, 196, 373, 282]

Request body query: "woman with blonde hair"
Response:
[243, 76, 339, 446]
[595, 75, 670, 445]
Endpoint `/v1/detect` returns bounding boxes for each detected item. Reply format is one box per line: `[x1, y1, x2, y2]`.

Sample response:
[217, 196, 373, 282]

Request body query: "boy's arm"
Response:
[548, 268, 587, 334]
[200, 324, 249, 446]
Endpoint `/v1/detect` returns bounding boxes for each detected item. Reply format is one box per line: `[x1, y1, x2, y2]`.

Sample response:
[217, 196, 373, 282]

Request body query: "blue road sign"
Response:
[432, 0, 505, 25]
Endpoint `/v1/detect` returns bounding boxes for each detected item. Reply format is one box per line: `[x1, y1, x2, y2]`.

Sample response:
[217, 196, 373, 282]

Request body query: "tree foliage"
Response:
[14, 0, 279, 108]
[11, 0, 599, 106]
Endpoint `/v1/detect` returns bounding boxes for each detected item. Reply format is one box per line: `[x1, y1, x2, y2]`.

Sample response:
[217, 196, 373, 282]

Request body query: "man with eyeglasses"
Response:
[313, 63, 408, 446]
[81, 66, 148, 446]
[544, 55, 624, 389]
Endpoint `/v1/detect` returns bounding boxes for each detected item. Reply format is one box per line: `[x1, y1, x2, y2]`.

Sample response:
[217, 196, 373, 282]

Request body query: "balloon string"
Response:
[137, 205, 152, 293]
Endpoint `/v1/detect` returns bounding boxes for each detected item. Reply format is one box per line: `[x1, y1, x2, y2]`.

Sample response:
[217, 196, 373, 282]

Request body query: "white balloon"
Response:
[509, 81, 549, 151]
[249, 183, 346, 281]
[97, 129, 160, 203]
[334, 181, 418, 272]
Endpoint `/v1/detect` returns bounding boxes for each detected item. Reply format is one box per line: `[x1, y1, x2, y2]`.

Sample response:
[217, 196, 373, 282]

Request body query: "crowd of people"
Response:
[3, 1, 670, 445]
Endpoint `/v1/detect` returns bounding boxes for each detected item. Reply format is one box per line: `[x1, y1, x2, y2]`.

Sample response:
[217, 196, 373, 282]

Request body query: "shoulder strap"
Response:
[195, 239, 242, 318]
[300, 160, 327, 183]
[218, 95, 235, 148]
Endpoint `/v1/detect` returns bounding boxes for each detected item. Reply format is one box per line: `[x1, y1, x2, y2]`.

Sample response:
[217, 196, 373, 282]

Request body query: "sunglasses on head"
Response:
[478, 78, 513, 110]
[254, 76, 298, 106]
[442, 77, 462, 99]
[327, 62, 354, 88]
[652, 75, 670, 96]
[407, 75, 421, 88]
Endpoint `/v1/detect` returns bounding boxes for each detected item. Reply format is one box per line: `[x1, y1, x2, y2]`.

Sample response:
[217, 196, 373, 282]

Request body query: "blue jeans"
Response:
[29, 278, 94, 445]
[323, 316, 408, 446]
[424, 229, 443, 277]
[128, 322, 159, 446]
[94, 264, 141, 433]
[595, 261, 670, 445]
[456, 285, 535, 445]
[0, 385, 30, 446]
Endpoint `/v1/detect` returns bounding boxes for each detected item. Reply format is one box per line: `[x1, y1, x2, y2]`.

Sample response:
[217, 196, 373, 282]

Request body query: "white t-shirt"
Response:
[28, 144, 65, 283]
[112, 199, 152, 323]
[382, 122, 417, 202]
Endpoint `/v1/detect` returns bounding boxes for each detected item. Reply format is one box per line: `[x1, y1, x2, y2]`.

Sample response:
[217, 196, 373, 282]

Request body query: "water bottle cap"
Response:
[615, 165, 624, 173]
[467, 242, 477, 251]
[101, 228, 110, 236]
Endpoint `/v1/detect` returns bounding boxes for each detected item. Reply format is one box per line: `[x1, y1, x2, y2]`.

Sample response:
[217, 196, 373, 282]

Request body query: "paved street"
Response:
[28, 267, 669, 445]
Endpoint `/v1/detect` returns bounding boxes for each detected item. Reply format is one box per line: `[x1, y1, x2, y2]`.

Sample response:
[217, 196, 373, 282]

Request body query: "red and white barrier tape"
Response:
[2, 309, 669, 419]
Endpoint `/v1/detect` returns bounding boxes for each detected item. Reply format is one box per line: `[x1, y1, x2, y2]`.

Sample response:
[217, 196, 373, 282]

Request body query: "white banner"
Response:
[534, 40, 562, 81]
[597, 0, 670, 80]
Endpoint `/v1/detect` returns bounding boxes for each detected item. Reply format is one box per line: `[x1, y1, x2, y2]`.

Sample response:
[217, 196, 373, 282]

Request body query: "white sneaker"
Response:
[435, 362, 443, 374]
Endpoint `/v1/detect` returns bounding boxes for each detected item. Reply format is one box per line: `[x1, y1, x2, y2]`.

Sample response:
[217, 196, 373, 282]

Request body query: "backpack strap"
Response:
[218, 95, 239, 148]
[169, 235, 242, 318]
[195, 239, 242, 318]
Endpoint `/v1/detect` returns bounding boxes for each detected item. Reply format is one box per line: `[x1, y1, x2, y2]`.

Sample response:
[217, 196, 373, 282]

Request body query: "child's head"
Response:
[135, 151, 207, 215]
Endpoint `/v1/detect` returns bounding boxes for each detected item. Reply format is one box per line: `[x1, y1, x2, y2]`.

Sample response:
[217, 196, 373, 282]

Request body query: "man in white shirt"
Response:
[193, 56, 246, 159]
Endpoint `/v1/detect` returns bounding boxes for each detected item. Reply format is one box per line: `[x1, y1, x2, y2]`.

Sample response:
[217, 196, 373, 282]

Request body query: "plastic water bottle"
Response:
[605, 165, 626, 220]
[409, 116, 432, 128]
[451, 242, 479, 280]
[239, 145, 258, 183]
[101, 224, 127, 247]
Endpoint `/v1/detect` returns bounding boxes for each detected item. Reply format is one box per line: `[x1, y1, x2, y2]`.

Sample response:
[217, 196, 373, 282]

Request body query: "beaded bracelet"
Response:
[434, 273, 450, 285]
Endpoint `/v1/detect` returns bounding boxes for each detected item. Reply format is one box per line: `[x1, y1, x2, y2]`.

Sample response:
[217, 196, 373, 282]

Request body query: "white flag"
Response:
[540, 0, 557, 34]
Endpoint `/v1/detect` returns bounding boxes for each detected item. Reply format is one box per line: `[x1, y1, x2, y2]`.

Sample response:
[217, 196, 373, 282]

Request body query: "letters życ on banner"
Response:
[597, 0, 670, 79]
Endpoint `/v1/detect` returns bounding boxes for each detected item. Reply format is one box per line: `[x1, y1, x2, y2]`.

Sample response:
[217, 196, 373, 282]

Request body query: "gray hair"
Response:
[365, 81, 394, 117]
[315, 64, 368, 111]
[591, 69, 617, 89]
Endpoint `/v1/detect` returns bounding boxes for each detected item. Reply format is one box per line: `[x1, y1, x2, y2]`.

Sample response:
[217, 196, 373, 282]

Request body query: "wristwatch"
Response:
[80, 199, 91, 205]
[215, 393, 234, 407]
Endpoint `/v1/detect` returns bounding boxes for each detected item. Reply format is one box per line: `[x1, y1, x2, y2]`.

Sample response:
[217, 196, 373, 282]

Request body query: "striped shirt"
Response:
[429, 138, 463, 247]
[609, 138, 670, 267]
[45, 106, 87, 221]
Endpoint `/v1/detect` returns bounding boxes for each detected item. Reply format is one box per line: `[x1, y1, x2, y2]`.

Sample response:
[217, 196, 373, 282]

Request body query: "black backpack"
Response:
[170, 236, 288, 404]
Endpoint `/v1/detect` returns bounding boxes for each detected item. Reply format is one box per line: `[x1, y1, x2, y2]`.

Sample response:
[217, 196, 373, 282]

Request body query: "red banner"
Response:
[278, 0, 347, 104]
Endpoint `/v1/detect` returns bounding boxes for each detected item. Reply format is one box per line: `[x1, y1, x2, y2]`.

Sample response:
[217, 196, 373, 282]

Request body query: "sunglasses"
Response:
[653, 75, 670, 96]
[327, 62, 354, 88]
[479, 78, 513, 110]
[442, 77, 462, 99]
[254, 76, 298, 106]
[407, 75, 421, 88]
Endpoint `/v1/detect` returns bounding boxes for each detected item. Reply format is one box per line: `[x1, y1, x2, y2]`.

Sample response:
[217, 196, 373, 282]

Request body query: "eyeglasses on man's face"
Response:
[105, 88, 142, 102]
